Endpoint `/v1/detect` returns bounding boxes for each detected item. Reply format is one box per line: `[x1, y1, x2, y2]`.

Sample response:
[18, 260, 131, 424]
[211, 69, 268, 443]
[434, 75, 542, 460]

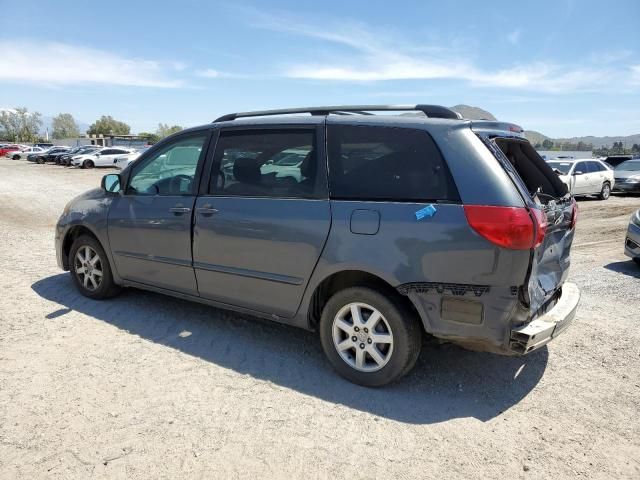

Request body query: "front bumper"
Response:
[613, 181, 640, 192]
[509, 282, 580, 354]
[624, 222, 640, 260]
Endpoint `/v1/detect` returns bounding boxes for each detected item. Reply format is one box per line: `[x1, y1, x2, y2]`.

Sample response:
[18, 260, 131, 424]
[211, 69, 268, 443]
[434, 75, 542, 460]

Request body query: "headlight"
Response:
[627, 176, 640, 183]
[632, 211, 640, 227]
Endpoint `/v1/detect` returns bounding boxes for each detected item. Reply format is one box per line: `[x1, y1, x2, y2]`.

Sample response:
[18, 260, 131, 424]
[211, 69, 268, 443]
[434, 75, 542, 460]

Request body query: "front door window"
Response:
[128, 134, 208, 196]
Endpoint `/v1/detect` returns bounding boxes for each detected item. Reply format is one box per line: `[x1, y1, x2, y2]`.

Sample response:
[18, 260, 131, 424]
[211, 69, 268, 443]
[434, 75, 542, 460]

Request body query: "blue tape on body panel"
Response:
[415, 204, 437, 220]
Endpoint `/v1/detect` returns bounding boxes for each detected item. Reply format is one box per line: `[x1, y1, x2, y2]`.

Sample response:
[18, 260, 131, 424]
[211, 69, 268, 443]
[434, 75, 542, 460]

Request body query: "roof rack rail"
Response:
[213, 104, 461, 123]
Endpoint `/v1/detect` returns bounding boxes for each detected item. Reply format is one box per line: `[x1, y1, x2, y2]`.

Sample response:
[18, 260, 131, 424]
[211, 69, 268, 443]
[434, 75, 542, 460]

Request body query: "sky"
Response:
[0, 0, 638, 137]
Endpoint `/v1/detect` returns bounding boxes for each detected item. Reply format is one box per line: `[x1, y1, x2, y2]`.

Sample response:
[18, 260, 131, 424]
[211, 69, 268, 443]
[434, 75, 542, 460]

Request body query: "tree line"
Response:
[533, 138, 639, 156]
[0, 107, 182, 144]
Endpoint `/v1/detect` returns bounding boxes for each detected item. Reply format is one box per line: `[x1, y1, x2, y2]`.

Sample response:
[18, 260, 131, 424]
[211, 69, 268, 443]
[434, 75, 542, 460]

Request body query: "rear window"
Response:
[327, 125, 458, 202]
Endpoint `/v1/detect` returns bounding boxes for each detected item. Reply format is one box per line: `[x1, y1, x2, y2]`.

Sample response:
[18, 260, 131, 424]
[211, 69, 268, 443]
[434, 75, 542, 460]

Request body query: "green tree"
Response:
[542, 139, 554, 149]
[87, 115, 130, 135]
[139, 131, 160, 144]
[631, 143, 640, 153]
[156, 123, 183, 138]
[0, 107, 42, 142]
[51, 113, 80, 139]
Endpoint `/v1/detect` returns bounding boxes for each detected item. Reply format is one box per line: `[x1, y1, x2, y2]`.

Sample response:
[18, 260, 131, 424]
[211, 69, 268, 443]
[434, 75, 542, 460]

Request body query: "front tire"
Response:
[12, 154, 20, 160]
[69, 235, 120, 299]
[598, 182, 611, 200]
[319, 286, 422, 387]
[83, 160, 94, 169]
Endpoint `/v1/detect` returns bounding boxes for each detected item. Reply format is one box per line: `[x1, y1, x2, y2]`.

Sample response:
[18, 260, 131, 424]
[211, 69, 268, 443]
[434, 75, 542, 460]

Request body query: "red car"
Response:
[0, 145, 21, 157]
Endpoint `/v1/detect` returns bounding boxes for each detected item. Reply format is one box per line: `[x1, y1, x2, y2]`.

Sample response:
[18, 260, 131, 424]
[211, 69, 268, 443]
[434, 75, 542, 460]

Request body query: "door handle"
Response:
[196, 204, 219, 217]
[170, 206, 191, 214]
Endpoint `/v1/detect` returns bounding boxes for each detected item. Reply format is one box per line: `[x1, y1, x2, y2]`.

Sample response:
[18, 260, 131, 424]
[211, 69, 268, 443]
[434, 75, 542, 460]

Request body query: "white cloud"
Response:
[506, 29, 522, 45]
[630, 65, 640, 84]
[241, 8, 634, 93]
[0, 40, 184, 88]
[196, 68, 220, 78]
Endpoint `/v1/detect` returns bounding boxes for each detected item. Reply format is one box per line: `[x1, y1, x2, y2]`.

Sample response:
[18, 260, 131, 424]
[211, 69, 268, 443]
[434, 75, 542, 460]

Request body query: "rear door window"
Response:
[327, 125, 459, 202]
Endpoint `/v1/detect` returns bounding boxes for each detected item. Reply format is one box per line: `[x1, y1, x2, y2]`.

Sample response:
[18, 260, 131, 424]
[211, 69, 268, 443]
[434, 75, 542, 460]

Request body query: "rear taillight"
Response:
[570, 198, 578, 230]
[530, 207, 548, 247]
[464, 205, 546, 250]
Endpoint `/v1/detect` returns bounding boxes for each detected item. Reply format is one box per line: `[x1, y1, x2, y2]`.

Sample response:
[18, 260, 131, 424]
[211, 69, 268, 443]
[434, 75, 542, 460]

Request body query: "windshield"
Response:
[615, 160, 640, 171]
[547, 161, 573, 175]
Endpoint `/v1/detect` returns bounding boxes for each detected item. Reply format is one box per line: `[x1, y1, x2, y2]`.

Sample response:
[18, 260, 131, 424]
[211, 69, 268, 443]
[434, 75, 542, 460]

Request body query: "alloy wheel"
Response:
[332, 302, 394, 372]
[74, 245, 103, 291]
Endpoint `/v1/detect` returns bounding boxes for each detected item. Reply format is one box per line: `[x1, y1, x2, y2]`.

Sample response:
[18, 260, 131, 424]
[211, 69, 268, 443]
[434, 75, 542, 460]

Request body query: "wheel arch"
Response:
[61, 224, 102, 270]
[305, 269, 420, 331]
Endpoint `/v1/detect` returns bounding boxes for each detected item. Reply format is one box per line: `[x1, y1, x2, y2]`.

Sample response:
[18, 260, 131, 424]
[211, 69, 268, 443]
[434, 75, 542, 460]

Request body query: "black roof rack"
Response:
[214, 104, 462, 123]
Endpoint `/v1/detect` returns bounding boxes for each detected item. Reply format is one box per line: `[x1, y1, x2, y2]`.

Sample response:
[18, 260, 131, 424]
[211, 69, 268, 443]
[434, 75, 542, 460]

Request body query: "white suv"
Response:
[547, 159, 615, 200]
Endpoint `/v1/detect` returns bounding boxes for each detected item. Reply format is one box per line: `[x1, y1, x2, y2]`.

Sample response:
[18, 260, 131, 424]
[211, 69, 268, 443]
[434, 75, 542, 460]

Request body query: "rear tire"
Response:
[633, 258, 640, 266]
[319, 286, 422, 387]
[598, 182, 611, 200]
[69, 235, 121, 299]
[37, 156, 44, 164]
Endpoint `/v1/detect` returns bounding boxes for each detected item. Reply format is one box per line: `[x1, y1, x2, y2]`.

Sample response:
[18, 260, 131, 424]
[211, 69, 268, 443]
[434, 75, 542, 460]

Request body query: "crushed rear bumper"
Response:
[509, 282, 580, 354]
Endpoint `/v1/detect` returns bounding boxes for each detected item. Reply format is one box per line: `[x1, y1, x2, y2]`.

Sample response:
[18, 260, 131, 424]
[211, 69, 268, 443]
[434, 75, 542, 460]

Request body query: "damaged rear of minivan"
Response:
[473, 121, 579, 353]
[402, 119, 580, 356]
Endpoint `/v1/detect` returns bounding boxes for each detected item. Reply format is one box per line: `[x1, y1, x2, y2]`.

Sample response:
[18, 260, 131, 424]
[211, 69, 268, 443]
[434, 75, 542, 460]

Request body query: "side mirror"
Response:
[101, 173, 122, 193]
[573, 170, 583, 176]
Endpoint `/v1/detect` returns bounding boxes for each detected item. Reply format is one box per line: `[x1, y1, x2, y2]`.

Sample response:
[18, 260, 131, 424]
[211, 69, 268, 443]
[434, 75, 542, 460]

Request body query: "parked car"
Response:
[547, 159, 614, 199]
[603, 155, 636, 169]
[0, 144, 21, 157]
[50, 146, 81, 165]
[58, 146, 103, 166]
[72, 147, 136, 169]
[27, 147, 54, 162]
[30, 146, 71, 164]
[113, 148, 149, 169]
[8, 146, 45, 160]
[625, 209, 640, 265]
[612, 159, 640, 194]
[55, 104, 580, 386]
[34, 142, 54, 149]
[41, 146, 71, 163]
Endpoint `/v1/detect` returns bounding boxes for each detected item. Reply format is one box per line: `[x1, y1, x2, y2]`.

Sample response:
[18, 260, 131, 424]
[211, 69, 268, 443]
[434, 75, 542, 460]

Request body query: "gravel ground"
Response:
[0, 159, 639, 479]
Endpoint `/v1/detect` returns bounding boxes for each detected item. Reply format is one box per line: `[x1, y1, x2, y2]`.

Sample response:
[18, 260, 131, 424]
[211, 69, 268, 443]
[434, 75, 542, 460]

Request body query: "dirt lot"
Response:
[0, 158, 639, 479]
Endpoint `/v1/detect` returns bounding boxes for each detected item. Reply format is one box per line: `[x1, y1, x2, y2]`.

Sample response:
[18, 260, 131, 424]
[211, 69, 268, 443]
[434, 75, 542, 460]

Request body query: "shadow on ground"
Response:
[604, 260, 640, 279]
[32, 274, 548, 425]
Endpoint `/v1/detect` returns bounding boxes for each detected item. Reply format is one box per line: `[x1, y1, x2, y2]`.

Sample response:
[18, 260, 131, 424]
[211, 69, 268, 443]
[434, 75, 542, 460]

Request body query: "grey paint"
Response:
[55, 114, 577, 355]
[192, 196, 331, 317]
[350, 209, 380, 235]
[107, 195, 199, 295]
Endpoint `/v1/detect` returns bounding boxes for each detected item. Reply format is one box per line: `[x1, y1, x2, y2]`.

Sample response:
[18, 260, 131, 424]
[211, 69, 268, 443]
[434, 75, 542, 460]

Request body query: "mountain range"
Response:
[449, 105, 639, 149]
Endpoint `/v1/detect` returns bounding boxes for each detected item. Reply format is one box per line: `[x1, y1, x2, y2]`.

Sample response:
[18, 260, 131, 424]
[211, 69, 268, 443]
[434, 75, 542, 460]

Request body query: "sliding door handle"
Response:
[170, 206, 191, 214]
[196, 204, 219, 216]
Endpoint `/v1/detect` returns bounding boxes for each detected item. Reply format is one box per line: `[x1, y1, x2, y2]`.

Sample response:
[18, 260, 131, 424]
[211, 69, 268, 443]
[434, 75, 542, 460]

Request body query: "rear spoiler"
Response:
[470, 120, 525, 138]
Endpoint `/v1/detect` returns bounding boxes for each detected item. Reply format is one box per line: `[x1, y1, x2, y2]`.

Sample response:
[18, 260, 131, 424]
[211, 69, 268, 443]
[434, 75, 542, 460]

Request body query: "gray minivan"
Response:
[55, 105, 580, 386]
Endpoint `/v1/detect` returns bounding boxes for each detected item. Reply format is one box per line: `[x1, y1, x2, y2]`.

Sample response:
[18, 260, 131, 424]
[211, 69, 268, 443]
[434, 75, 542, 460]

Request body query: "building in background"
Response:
[55, 134, 150, 149]
[536, 150, 594, 161]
